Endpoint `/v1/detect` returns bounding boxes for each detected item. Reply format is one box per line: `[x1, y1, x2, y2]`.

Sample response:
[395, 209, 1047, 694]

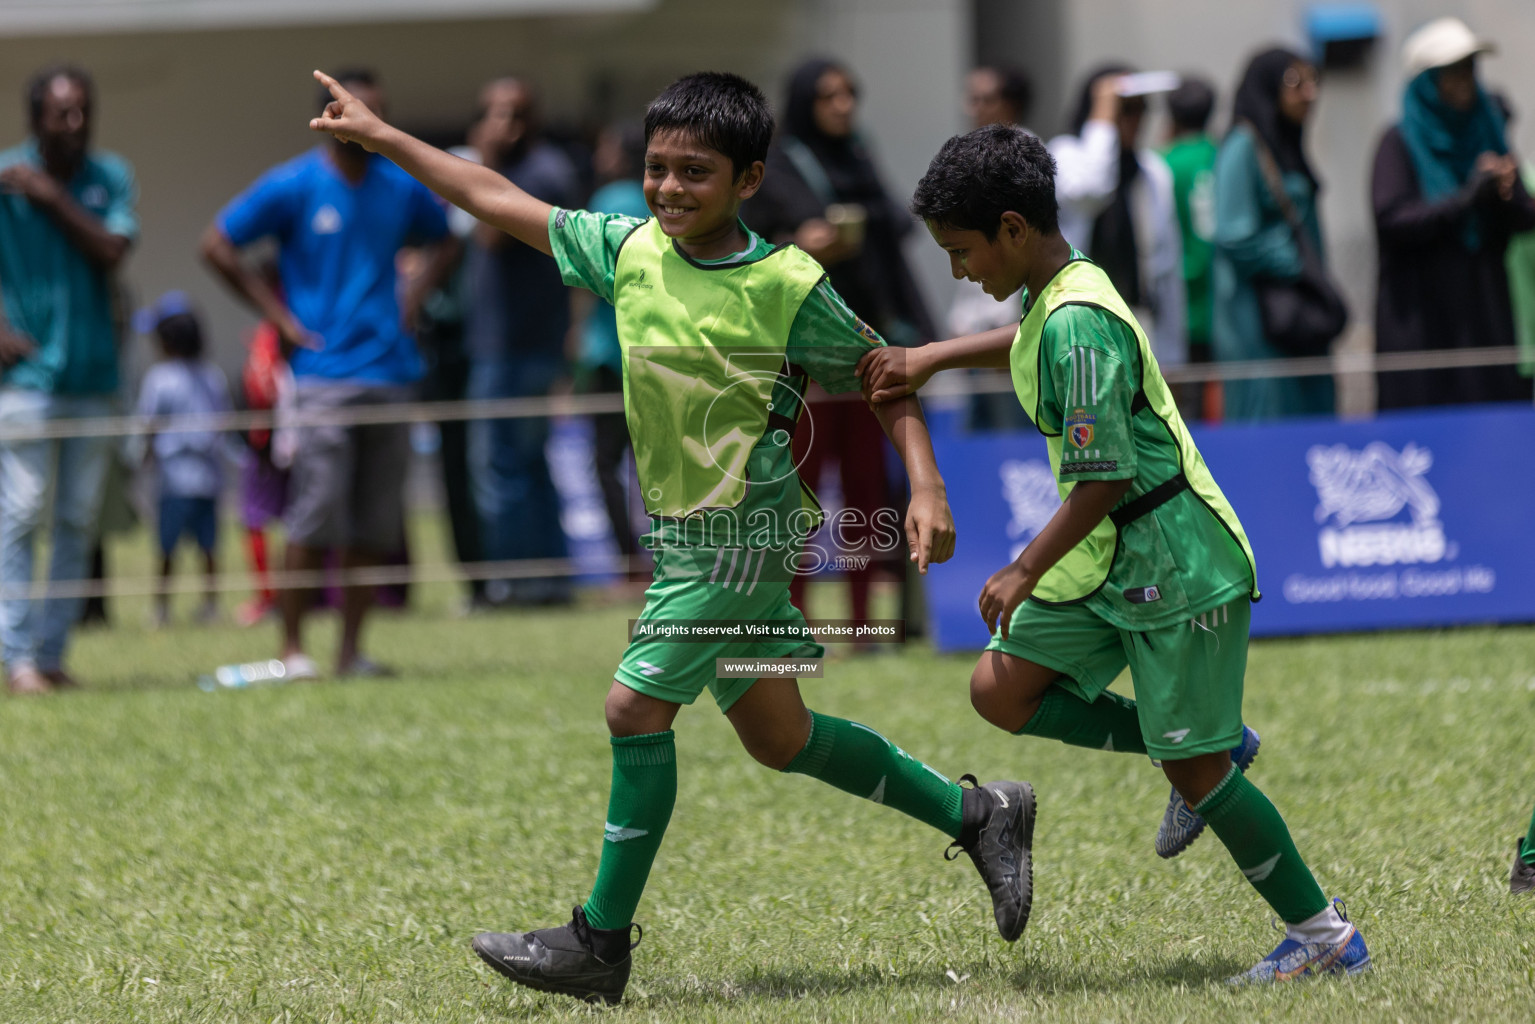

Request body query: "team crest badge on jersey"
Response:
[852, 318, 879, 343]
[1065, 408, 1096, 449]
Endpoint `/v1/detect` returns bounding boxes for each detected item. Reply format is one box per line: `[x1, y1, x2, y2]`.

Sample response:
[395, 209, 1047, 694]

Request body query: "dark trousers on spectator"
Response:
[468, 355, 570, 605]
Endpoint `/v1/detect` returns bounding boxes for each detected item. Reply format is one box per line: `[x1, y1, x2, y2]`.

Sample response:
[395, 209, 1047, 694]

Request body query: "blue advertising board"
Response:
[927, 403, 1535, 650]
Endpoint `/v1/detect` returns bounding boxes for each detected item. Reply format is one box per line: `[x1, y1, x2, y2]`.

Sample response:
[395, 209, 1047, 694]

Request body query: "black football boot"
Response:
[472, 906, 641, 1005]
[948, 775, 1036, 941]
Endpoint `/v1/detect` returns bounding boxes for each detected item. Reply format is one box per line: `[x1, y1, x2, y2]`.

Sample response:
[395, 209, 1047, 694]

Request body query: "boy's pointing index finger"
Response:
[312, 69, 351, 100]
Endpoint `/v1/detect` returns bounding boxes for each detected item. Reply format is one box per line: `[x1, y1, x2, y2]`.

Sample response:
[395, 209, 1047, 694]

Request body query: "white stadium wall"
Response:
[3, 0, 1532, 409]
[0, 0, 966, 386]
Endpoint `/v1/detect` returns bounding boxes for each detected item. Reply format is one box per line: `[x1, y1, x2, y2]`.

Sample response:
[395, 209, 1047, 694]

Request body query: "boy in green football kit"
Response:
[1514, 802, 1535, 893]
[857, 124, 1371, 985]
[308, 71, 1035, 1005]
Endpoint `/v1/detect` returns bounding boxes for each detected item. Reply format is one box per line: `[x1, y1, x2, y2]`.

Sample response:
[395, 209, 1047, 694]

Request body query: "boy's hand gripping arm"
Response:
[309, 70, 557, 256]
[869, 394, 956, 574]
[980, 478, 1132, 639]
[855, 324, 1016, 403]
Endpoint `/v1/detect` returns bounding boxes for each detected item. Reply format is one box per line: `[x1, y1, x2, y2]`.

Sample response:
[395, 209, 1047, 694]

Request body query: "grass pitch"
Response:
[1, 524, 1533, 1022]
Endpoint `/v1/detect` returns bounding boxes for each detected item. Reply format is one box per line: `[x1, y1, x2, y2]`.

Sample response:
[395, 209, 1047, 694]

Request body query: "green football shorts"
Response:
[615, 545, 824, 712]
[985, 597, 1251, 759]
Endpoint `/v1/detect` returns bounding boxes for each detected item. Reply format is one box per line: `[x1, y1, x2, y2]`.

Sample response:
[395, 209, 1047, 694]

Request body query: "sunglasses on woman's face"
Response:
[1282, 66, 1321, 90]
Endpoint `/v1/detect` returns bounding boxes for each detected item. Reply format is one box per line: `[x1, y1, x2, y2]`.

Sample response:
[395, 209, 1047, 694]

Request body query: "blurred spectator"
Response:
[1372, 17, 1535, 409]
[201, 68, 448, 679]
[1050, 65, 1186, 369]
[951, 65, 1031, 430]
[1500, 95, 1535, 384]
[234, 310, 291, 627]
[410, 128, 487, 612]
[0, 64, 137, 695]
[462, 78, 580, 607]
[576, 120, 648, 583]
[1212, 48, 1335, 420]
[78, 445, 138, 628]
[744, 57, 935, 630]
[1160, 75, 1221, 420]
[964, 64, 1032, 131]
[133, 293, 233, 628]
[747, 58, 935, 346]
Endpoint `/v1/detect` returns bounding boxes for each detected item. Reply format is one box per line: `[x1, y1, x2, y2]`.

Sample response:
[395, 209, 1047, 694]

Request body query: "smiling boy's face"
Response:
[643, 129, 763, 242]
[928, 213, 1032, 301]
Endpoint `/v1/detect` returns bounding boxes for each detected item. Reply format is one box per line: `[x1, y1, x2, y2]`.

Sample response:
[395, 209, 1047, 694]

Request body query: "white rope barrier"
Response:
[0, 344, 1527, 603]
[0, 556, 636, 602]
[0, 346, 1526, 442]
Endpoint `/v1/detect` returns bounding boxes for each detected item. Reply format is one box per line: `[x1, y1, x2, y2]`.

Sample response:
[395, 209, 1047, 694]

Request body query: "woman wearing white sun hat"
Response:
[1371, 16, 1535, 409]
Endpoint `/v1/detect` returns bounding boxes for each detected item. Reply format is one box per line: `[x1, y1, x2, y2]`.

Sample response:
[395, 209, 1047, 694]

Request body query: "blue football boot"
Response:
[1229, 900, 1371, 985]
[1155, 725, 1260, 859]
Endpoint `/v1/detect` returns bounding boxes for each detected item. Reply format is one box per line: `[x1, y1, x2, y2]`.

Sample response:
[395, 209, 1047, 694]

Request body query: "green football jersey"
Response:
[549, 208, 885, 551]
[1014, 255, 1258, 630]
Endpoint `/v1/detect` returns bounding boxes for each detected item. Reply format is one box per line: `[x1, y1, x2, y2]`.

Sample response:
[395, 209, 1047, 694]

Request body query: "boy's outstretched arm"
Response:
[309, 70, 555, 256]
[868, 394, 955, 574]
[980, 478, 1132, 639]
[855, 324, 1016, 403]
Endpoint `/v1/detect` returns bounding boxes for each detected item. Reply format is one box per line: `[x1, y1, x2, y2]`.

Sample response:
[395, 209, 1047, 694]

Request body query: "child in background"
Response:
[235, 312, 291, 626]
[1159, 75, 1221, 421]
[134, 292, 233, 627]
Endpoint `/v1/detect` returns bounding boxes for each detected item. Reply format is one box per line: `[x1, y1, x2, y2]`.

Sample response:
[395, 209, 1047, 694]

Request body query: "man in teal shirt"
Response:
[0, 65, 137, 694]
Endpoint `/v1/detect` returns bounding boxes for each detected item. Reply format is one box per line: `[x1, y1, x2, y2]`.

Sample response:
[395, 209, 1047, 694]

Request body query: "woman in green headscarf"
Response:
[1372, 17, 1535, 409]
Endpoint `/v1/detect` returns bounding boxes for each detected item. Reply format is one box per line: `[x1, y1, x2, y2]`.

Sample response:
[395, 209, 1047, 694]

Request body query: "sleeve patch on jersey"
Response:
[1060, 460, 1119, 475]
[852, 317, 880, 344]
[1065, 408, 1096, 449]
[554, 209, 568, 229]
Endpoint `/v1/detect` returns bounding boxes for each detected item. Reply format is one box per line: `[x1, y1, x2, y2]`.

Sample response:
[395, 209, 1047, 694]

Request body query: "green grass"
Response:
[2, 520, 1534, 1022]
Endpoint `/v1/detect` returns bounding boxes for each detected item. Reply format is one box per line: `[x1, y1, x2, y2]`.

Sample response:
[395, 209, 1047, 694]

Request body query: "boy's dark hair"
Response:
[26, 63, 93, 130]
[319, 67, 378, 114]
[644, 72, 773, 178]
[156, 312, 204, 360]
[911, 124, 1058, 238]
[1168, 76, 1216, 133]
[978, 64, 1034, 123]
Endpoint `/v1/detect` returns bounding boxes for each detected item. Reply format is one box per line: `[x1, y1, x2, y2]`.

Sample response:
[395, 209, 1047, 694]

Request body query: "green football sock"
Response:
[783, 711, 964, 840]
[582, 731, 676, 930]
[1018, 686, 1146, 753]
[1522, 802, 1535, 866]
[1194, 765, 1329, 924]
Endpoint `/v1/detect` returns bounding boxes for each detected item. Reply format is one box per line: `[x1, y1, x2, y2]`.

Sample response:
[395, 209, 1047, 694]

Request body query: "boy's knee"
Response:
[970, 661, 1023, 731]
[740, 713, 812, 771]
[604, 681, 677, 738]
[748, 734, 804, 771]
[1161, 752, 1232, 807]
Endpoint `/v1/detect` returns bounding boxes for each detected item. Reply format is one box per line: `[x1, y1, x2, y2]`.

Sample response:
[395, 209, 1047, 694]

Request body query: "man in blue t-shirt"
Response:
[201, 67, 448, 680]
[0, 65, 138, 696]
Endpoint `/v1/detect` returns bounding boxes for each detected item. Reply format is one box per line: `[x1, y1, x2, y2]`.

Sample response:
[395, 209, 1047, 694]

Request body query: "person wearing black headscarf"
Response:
[742, 58, 933, 634]
[1211, 47, 1335, 420]
[746, 58, 934, 344]
[1371, 18, 1535, 409]
[1049, 65, 1187, 372]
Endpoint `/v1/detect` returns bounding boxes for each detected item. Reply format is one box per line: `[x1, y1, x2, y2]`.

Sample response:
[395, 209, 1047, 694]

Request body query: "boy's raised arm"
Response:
[856, 324, 1016, 403]
[309, 70, 556, 256]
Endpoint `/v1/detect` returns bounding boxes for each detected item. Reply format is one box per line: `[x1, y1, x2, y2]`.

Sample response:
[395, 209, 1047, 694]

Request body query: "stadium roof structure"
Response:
[0, 0, 654, 36]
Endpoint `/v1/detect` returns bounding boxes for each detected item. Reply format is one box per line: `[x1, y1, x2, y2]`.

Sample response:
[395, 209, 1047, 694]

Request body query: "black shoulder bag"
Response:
[1245, 124, 1348, 356]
